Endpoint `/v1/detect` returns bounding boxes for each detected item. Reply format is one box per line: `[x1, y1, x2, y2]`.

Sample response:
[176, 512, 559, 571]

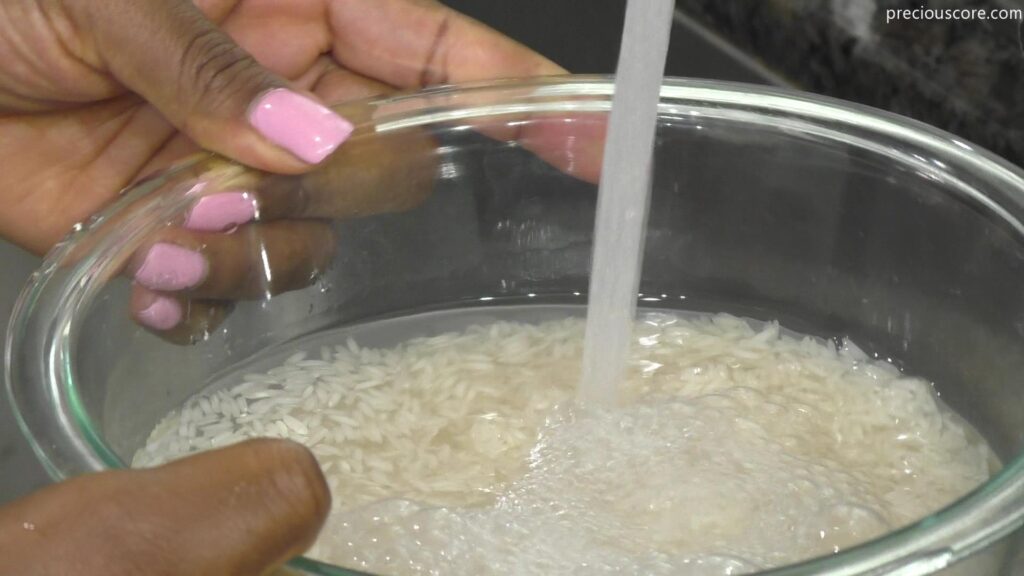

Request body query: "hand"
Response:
[127, 119, 441, 343]
[0, 0, 601, 338]
[0, 0, 565, 254]
[0, 439, 330, 575]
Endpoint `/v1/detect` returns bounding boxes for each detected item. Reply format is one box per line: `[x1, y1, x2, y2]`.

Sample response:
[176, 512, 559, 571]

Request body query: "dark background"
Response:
[441, 0, 1024, 168]
[440, 0, 783, 84]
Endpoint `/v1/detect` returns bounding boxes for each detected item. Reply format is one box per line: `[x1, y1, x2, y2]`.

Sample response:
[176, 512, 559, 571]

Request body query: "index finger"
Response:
[326, 0, 603, 183]
[251, 102, 438, 220]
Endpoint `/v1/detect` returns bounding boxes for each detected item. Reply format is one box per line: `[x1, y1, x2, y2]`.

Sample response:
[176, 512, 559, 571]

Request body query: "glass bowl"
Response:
[7, 76, 1024, 575]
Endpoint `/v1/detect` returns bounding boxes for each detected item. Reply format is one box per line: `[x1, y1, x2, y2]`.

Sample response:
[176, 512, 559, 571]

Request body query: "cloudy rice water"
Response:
[134, 307, 996, 575]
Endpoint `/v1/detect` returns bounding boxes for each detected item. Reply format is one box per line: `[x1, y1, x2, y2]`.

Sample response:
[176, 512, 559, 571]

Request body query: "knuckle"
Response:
[178, 26, 267, 114]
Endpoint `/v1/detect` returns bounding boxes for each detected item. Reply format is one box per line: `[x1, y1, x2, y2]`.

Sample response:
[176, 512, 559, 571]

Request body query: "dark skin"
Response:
[1, 0, 605, 340]
[0, 440, 331, 575]
[0, 0, 607, 572]
[0, 0, 564, 252]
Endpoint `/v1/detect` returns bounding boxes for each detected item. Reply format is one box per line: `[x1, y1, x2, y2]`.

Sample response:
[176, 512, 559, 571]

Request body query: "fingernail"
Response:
[248, 88, 353, 164]
[136, 295, 183, 330]
[135, 243, 208, 291]
[185, 192, 258, 232]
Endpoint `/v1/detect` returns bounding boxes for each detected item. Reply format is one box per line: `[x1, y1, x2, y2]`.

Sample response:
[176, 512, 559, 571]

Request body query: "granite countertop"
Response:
[676, 0, 1024, 167]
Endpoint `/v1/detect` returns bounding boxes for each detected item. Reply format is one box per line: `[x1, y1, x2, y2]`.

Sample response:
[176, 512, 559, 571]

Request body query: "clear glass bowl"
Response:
[7, 76, 1024, 575]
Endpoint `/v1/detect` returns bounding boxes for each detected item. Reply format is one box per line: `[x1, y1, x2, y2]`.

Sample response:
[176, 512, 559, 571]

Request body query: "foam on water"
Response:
[317, 375, 989, 575]
[317, 400, 888, 575]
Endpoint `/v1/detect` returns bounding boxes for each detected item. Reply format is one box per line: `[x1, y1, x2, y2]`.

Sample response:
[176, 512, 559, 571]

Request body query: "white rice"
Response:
[134, 312, 995, 575]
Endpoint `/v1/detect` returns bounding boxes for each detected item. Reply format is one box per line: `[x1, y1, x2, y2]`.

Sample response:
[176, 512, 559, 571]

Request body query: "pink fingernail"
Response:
[135, 243, 208, 291]
[248, 88, 353, 164]
[136, 295, 183, 330]
[185, 192, 258, 232]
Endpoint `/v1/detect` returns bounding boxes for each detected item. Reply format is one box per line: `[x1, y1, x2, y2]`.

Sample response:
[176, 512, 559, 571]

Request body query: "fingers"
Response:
[68, 0, 352, 171]
[0, 439, 329, 576]
[302, 58, 393, 104]
[132, 58, 391, 179]
[211, 0, 597, 185]
[319, 0, 603, 185]
[129, 221, 336, 301]
[126, 106, 436, 339]
[255, 115, 439, 221]
[131, 287, 232, 345]
[135, 439, 331, 575]
[244, 63, 439, 221]
[326, 0, 565, 87]
[127, 218, 334, 340]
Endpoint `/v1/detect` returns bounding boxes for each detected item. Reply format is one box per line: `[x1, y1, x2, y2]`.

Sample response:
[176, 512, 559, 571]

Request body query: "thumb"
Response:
[71, 0, 352, 171]
[0, 439, 330, 576]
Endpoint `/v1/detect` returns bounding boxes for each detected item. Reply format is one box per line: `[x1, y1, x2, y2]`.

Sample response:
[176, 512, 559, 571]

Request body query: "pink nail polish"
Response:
[185, 192, 258, 232]
[248, 88, 353, 164]
[135, 243, 208, 291]
[136, 295, 183, 330]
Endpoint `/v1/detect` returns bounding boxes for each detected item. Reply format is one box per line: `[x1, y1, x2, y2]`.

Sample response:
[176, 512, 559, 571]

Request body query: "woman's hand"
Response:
[0, 0, 591, 338]
[0, 439, 330, 575]
[0, 0, 564, 255]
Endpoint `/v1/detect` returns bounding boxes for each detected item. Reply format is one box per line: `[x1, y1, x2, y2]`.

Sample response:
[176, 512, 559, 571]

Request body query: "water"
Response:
[136, 305, 997, 575]
[580, 0, 675, 407]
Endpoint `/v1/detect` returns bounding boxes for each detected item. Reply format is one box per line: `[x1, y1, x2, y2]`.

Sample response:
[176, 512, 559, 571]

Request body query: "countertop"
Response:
[676, 0, 1024, 167]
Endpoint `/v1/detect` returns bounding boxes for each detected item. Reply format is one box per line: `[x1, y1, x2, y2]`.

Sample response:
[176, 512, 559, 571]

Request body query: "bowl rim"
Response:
[7, 74, 1024, 576]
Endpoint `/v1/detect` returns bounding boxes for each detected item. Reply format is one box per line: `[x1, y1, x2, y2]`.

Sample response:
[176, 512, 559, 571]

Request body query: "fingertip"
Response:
[133, 291, 183, 331]
[247, 439, 332, 528]
[134, 440, 329, 574]
[197, 439, 331, 557]
[133, 243, 209, 292]
[130, 284, 232, 344]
